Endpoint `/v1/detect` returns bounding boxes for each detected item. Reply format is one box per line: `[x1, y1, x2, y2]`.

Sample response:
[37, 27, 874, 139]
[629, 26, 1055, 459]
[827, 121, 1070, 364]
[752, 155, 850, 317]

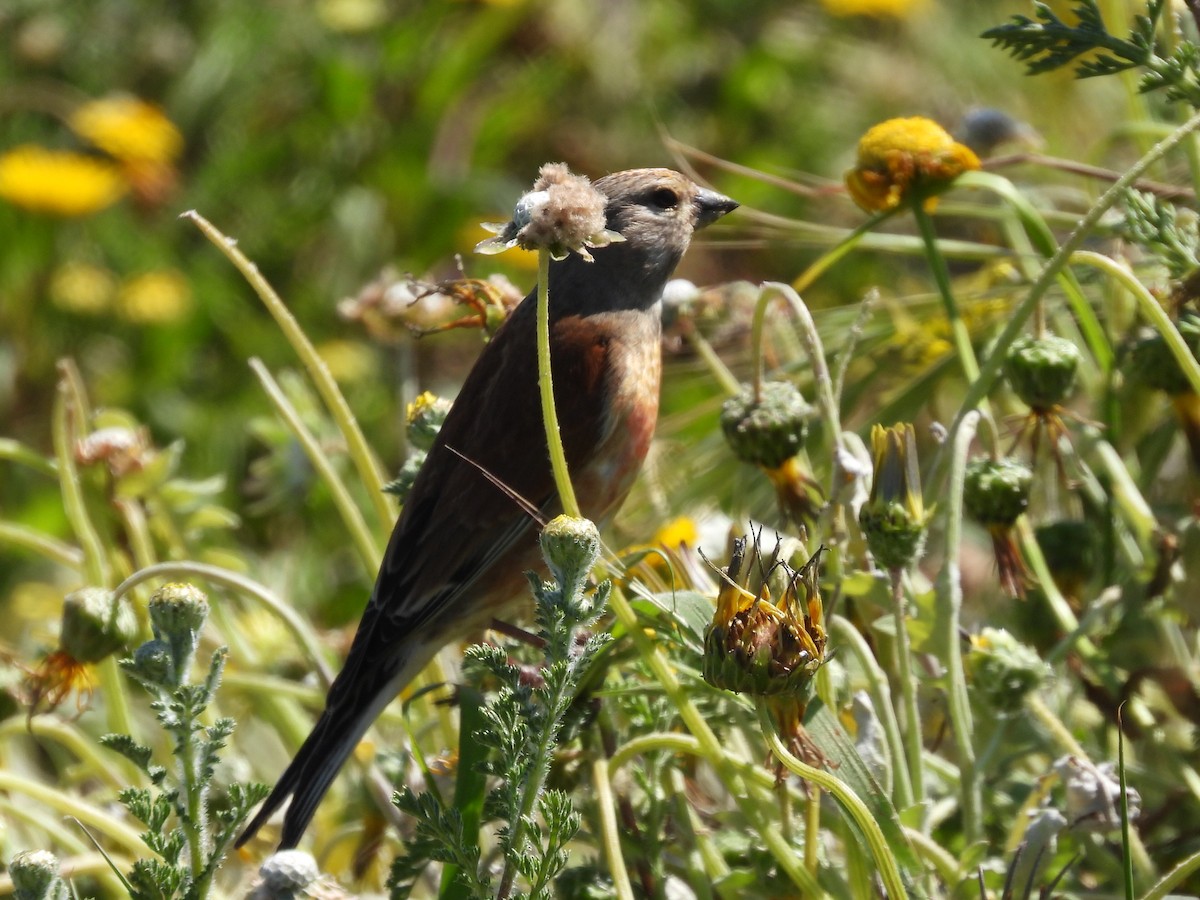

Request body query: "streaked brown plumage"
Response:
[237, 168, 737, 849]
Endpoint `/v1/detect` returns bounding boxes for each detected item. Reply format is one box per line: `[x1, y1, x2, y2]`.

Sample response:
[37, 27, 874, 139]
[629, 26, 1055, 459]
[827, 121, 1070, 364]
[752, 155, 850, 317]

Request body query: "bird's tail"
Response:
[236, 665, 407, 849]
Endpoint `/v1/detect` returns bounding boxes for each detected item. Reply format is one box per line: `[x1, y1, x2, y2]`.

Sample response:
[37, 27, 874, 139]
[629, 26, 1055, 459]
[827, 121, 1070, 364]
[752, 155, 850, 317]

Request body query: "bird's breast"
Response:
[561, 307, 662, 519]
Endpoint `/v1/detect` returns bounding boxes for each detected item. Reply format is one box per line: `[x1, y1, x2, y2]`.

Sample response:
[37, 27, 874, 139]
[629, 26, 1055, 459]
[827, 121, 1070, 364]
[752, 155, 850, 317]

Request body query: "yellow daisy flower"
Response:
[69, 95, 183, 164]
[116, 269, 193, 324]
[845, 116, 980, 213]
[0, 145, 125, 217]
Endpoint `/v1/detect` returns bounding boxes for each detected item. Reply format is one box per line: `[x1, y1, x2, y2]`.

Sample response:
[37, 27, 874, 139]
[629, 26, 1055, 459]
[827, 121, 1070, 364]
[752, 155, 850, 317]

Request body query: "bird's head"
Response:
[553, 168, 737, 313]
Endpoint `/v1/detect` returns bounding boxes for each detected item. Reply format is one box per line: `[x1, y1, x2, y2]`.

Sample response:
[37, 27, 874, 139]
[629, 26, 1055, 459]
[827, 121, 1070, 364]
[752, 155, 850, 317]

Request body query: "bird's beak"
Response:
[694, 188, 738, 229]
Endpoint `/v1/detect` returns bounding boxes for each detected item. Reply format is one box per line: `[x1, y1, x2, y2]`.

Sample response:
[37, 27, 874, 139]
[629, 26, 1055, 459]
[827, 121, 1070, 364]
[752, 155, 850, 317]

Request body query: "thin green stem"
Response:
[890, 572, 925, 806]
[111, 560, 335, 687]
[0, 436, 58, 477]
[792, 209, 898, 294]
[536, 248, 581, 519]
[829, 615, 912, 809]
[938, 410, 981, 842]
[593, 758, 635, 900]
[1072, 249, 1200, 393]
[683, 323, 742, 396]
[755, 701, 907, 900]
[0, 521, 83, 569]
[911, 203, 998, 451]
[804, 784, 821, 876]
[250, 357, 382, 573]
[52, 370, 109, 588]
[177, 712, 207, 889]
[1143, 848, 1200, 900]
[0, 770, 151, 857]
[182, 210, 393, 531]
[0, 717, 124, 790]
[758, 283, 843, 445]
[957, 170, 1114, 372]
[948, 106, 1200, 441]
[606, 589, 823, 895]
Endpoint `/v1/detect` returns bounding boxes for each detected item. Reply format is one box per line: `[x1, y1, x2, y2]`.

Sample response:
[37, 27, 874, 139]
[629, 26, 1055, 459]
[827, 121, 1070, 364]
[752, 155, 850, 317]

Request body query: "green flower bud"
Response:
[720, 381, 811, 470]
[1129, 315, 1200, 396]
[10, 849, 69, 900]
[859, 423, 932, 571]
[59, 587, 136, 664]
[965, 627, 1047, 713]
[964, 457, 1032, 528]
[124, 639, 175, 687]
[148, 583, 209, 684]
[1036, 520, 1100, 599]
[540, 515, 601, 596]
[405, 392, 452, 452]
[703, 540, 826, 697]
[1004, 334, 1081, 410]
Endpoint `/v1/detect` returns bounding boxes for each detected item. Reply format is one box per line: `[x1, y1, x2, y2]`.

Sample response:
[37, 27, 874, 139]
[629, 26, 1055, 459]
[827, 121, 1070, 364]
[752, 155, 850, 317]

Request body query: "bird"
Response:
[237, 168, 737, 849]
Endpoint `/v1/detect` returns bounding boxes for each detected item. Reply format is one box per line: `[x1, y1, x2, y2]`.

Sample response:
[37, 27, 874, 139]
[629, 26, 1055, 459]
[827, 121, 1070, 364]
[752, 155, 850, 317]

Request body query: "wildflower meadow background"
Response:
[2, 0, 1200, 897]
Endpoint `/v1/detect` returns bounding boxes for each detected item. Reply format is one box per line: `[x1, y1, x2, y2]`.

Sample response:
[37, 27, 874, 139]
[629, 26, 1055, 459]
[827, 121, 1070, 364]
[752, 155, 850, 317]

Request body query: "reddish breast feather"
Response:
[575, 309, 662, 517]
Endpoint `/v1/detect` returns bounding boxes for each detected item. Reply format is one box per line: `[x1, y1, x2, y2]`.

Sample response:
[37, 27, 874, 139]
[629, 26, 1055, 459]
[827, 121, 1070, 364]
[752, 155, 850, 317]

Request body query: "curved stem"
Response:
[0, 521, 83, 569]
[755, 701, 907, 899]
[606, 589, 822, 895]
[111, 560, 334, 687]
[938, 410, 981, 842]
[947, 107, 1200, 440]
[593, 757, 635, 900]
[0, 717, 125, 790]
[758, 282, 843, 445]
[891, 572, 925, 806]
[536, 248, 581, 518]
[182, 210, 393, 531]
[910, 204, 998, 452]
[0, 770, 151, 858]
[1071, 249, 1200, 393]
[250, 358, 382, 573]
[829, 615, 912, 809]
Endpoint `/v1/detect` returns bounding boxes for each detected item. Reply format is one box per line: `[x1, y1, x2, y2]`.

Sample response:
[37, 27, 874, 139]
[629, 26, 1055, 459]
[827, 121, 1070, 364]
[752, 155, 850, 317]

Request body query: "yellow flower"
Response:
[0, 145, 125, 216]
[845, 117, 980, 213]
[821, 0, 927, 16]
[50, 262, 117, 314]
[859, 423, 932, 571]
[69, 95, 182, 164]
[653, 516, 698, 550]
[704, 538, 826, 697]
[116, 269, 193, 324]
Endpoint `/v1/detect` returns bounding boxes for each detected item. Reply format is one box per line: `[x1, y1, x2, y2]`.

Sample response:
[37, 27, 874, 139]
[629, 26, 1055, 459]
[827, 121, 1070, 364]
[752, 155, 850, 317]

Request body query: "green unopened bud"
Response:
[720, 381, 811, 470]
[540, 516, 601, 595]
[405, 392, 452, 452]
[1129, 315, 1200, 396]
[59, 587, 137, 664]
[124, 639, 175, 687]
[1036, 520, 1100, 599]
[1005, 334, 1081, 410]
[859, 423, 932, 571]
[10, 849, 69, 900]
[703, 540, 826, 697]
[148, 583, 209, 684]
[965, 627, 1047, 713]
[964, 457, 1032, 527]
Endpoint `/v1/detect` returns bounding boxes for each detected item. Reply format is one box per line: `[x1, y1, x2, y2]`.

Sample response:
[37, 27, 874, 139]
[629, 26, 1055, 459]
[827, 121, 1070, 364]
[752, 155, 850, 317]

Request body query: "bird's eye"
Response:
[650, 187, 679, 210]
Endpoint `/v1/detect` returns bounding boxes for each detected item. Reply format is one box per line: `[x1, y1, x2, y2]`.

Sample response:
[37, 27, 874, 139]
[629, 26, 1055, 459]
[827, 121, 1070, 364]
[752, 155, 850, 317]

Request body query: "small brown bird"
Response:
[238, 168, 737, 849]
